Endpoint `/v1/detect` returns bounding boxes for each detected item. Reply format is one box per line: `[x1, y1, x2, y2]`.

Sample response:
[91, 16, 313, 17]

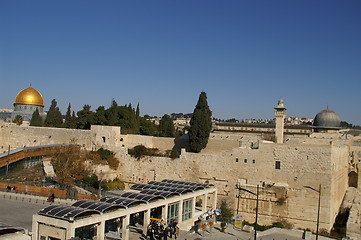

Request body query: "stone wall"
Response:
[0, 124, 93, 152]
[112, 135, 352, 232]
[0, 124, 358, 233]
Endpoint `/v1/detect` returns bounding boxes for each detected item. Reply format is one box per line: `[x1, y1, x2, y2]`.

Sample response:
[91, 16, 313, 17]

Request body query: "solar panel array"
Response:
[72, 200, 123, 212]
[100, 196, 148, 207]
[131, 180, 209, 193]
[39, 205, 100, 221]
[38, 180, 211, 222]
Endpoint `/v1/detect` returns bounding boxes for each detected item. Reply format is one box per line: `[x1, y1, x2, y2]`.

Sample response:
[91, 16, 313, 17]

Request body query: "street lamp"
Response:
[236, 185, 259, 240]
[304, 184, 321, 240]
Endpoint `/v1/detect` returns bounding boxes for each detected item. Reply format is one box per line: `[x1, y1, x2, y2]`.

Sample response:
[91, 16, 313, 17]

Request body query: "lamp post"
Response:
[304, 184, 321, 240]
[236, 185, 259, 240]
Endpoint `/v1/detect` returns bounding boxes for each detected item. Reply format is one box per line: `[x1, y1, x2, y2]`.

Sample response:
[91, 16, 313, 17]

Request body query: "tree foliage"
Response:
[30, 109, 43, 126]
[13, 115, 23, 126]
[77, 104, 95, 129]
[37, 98, 159, 136]
[189, 92, 212, 153]
[51, 146, 88, 186]
[64, 103, 77, 128]
[44, 99, 63, 128]
[159, 114, 175, 137]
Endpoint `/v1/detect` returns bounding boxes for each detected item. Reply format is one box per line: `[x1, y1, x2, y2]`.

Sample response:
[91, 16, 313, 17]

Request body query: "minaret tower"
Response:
[274, 98, 287, 143]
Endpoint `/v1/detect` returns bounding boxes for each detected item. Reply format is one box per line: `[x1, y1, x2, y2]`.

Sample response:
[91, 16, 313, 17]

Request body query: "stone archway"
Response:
[348, 171, 358, 188]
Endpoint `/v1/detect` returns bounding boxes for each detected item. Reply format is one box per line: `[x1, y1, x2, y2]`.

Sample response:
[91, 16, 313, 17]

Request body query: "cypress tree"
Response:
[44, 99, 63, 128]
[188, 91, 212, 153]
[136, 103, 140, 118]
[30, 108, 43, 126]
[64, 103, 72, 128]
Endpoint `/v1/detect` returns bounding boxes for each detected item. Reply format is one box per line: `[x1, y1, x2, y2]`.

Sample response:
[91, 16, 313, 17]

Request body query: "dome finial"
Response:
[30, 82, 32, 88]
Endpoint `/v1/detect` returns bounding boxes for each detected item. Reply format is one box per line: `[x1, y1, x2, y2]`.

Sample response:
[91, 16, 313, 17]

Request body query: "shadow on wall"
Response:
[172, 134, 189, 153]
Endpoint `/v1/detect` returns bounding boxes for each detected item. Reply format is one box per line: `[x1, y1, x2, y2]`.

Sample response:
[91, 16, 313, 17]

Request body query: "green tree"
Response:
[106, 99, 119, 126]
[64, 103, 77, 128]
[30, 109, 43, 126]
[159, 114, 175, 137]
[77, 104, 95, 129]
[136, 103, 140, 118]
[13, 115, 23, 126]
[188, 92, 212, 153]
[94, 106, 108, 125]
[44, 99, 63, 128]
[140, 118, 158, 136]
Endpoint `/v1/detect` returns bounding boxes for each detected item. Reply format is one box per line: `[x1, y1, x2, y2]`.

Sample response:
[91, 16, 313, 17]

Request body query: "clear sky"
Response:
[1, 1, 360, 125]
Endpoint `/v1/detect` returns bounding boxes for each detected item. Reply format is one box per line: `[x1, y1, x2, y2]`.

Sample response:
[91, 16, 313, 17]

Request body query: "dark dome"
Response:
[313, 109, 341, 128]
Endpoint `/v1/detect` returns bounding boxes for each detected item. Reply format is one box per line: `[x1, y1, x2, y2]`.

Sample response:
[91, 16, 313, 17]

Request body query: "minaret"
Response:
[274, 98, 287, 143]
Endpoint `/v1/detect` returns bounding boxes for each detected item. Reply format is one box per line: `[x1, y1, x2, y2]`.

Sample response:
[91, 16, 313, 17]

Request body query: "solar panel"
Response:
[72, 200, 123, 212]
[39, 205, 100, 221]
[140, 189, 180, 198]
[100, 196, 147, 207]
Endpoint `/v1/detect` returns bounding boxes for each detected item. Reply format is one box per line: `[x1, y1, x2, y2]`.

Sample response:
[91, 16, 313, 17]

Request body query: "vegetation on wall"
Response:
[51, 146, 88, 186]
[189, 91, 212, 153]
[51, 146, 120, 186]
[87, 148, 119, 170]
[128, 145, 179, 159]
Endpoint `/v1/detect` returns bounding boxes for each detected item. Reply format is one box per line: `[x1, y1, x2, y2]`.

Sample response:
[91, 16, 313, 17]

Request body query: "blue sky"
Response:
[1, 1, 360, 125]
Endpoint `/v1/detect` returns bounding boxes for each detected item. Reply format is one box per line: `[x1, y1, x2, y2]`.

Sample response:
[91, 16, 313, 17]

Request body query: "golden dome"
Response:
[14, 86, 44, 106]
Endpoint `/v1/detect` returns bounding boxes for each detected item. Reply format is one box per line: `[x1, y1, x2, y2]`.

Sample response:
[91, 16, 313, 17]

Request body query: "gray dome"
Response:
[313, 109, 341, 128]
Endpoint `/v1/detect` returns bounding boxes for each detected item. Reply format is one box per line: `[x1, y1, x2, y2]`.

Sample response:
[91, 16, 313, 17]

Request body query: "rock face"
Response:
[347, 188, 361, 239]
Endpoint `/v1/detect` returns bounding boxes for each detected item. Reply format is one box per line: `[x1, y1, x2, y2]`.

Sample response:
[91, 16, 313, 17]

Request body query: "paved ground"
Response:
[129, 223, 335, 240]
[0, 193, 52, 231]
[0, 191, 336, 240]
[0, 191, 73, 231]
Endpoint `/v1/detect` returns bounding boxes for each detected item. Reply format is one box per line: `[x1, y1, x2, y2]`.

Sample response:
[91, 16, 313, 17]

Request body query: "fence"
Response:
[0, 182, 99, 200]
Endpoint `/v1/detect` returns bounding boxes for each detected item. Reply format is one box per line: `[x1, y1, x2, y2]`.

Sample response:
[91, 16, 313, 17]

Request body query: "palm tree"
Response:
[13, 115, 23, 126]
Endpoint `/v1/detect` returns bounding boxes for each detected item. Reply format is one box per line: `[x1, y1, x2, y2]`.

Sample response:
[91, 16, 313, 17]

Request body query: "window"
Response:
[182, 198, 193, 221]
[167, 202, 179, 224]
[275, 161, 281, 169]
[244, 159, 247, 163]
[236, 158, 239, 162]
[252, 160, 256, 164]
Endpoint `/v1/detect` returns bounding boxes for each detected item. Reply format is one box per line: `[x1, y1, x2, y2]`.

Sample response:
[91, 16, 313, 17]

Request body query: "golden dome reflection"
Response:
[14, 86, 44, 106]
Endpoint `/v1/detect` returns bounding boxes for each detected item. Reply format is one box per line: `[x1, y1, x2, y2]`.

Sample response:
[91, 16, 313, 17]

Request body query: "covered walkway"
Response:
[32, 179, 217, 240]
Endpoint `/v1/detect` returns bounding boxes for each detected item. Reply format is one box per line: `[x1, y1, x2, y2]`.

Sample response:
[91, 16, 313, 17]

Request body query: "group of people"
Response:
[146, 219, 179, 240]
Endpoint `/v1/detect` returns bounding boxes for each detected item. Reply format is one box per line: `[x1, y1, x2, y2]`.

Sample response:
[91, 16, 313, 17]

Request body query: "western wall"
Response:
[1, 123, 360, 235]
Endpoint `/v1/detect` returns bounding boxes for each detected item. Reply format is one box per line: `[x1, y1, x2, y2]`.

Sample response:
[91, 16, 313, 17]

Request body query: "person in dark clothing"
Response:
[163, 227, 169, 240]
